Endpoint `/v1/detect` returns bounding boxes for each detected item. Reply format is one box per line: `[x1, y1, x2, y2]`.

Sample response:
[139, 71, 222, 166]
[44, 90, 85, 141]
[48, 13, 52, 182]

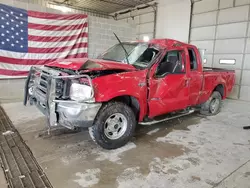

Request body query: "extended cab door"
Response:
[148, 50, 190, 118]
[186, 47, 203, 106]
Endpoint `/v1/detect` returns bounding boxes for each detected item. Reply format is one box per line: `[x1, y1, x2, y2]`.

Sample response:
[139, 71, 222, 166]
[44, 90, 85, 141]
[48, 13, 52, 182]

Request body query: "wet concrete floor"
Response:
[1, 99, 250, 188]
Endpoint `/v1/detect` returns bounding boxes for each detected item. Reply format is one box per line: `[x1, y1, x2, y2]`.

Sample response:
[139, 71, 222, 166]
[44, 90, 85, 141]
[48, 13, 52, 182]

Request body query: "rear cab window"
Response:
[188, 48, 198, 71]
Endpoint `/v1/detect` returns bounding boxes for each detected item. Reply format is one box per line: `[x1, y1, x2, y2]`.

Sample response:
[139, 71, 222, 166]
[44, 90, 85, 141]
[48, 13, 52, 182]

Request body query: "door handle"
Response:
[184, 78, 190, 87]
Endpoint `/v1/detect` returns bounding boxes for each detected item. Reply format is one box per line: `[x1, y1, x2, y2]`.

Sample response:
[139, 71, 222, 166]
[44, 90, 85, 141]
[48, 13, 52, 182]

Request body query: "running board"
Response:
[139, 109, 195, 126]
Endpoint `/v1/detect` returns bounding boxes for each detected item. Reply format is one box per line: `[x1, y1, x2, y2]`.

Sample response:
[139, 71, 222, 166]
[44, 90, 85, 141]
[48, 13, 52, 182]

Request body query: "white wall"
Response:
[115, 6, 156, 41]
[190, 0, 250, 100]
[88, 16, 136, 58]
[156, 0, 191, 42]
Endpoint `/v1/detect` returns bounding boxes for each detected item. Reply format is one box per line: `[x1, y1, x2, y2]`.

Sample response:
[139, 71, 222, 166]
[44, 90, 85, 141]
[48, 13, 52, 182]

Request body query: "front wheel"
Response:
[89, 102, 136, 150]
[200, 91, 222, 116]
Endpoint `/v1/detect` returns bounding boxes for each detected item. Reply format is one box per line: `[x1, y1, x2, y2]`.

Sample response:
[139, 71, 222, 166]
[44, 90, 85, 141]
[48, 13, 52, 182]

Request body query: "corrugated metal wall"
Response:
[190, 0, 250, 101]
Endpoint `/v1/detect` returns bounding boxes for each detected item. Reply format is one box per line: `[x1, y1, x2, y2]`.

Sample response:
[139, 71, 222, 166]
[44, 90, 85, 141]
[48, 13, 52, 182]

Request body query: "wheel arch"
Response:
[108, 95, 143, 121]
[213, 84, 226, 99]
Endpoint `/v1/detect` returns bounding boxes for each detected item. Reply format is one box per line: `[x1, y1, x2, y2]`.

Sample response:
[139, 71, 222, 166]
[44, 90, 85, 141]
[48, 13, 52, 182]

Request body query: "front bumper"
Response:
[57, 102, 101, 129]
[24, 66, 101, 129]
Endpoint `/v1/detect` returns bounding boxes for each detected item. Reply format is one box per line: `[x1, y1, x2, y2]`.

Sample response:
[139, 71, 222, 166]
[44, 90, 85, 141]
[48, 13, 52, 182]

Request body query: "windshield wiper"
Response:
[113, 32, 130, 64]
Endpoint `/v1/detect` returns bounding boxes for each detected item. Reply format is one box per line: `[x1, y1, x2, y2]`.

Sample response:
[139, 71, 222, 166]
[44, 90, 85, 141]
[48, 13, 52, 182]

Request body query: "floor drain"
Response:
[0, 106, 53, 188]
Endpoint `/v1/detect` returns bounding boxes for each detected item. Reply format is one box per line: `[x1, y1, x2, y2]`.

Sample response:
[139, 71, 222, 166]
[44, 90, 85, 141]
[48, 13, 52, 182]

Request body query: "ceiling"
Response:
[51, 0, 155, 14]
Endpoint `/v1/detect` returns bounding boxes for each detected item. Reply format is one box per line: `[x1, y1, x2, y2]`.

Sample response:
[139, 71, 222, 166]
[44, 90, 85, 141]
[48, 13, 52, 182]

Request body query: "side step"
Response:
[139, 109, 195, 126]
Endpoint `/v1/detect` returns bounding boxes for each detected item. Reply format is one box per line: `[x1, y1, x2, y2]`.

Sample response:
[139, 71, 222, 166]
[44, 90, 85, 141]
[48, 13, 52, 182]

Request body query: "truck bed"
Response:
[198, 67, 235, 103]
[203, 67, 235, 72]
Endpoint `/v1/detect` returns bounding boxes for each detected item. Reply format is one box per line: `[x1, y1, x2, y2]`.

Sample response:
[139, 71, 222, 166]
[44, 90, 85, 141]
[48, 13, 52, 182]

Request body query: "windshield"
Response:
[99, 43, 159, 68]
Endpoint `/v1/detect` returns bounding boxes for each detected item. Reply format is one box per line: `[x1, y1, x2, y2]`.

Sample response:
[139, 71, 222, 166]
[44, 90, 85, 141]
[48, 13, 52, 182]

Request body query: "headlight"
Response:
[28, 86, 34, 95]
[70, 83, 93, 101]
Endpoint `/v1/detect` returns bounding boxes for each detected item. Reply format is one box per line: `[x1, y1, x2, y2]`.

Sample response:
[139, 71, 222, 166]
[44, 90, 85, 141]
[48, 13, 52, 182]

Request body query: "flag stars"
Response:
[0, 8, 27, 51]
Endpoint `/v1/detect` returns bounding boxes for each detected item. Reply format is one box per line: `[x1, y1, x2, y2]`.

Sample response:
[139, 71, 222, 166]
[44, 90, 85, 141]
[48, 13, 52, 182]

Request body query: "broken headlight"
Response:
[69, 83, 92, 101]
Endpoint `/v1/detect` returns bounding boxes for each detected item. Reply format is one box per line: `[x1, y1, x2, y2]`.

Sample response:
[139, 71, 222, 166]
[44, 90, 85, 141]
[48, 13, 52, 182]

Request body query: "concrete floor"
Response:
[1, 99, 250, 188]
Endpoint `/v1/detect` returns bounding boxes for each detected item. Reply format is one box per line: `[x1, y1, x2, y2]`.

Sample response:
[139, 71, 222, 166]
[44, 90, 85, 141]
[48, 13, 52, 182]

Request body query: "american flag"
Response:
[0, 3, 88, 78]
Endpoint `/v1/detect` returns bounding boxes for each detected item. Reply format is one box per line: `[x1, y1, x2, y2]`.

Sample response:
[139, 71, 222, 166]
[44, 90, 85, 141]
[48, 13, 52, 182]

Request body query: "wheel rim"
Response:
[210, 98, 220, 113]
[104, 113, 128, 140]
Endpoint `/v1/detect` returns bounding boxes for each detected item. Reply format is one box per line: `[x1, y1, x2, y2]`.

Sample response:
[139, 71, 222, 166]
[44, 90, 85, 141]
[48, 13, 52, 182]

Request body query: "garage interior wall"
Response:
[116, 0, 192, 43]
[115, 6, 156, 40]
[156, 0, 191, 43]
[0, 0, 136, 102]
[190, 0, 250, 101]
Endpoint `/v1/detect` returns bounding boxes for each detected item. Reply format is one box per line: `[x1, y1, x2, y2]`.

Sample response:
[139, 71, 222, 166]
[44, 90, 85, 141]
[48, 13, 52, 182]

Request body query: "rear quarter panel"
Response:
[92, 70, 148, 121]
[199, 71, 235, 104]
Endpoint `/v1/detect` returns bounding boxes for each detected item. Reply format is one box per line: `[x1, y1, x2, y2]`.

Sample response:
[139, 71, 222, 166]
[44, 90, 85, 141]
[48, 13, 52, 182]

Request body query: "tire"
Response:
[200, 91, 222, 116]
[89, 102, 136, 150]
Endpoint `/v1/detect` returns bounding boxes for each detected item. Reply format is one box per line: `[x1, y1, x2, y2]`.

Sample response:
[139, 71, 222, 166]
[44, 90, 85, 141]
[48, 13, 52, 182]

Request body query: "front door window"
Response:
[148, 50, 189, 118]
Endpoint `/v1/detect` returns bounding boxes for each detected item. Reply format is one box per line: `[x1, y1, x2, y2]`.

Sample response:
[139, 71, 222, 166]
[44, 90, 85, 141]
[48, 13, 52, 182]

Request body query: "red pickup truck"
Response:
[24, 39, 235, 149]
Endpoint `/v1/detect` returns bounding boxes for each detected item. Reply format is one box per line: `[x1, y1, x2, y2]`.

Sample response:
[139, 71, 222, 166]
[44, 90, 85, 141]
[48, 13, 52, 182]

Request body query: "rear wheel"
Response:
[200, 91, 222, 116]
[89, 102, 136, 150]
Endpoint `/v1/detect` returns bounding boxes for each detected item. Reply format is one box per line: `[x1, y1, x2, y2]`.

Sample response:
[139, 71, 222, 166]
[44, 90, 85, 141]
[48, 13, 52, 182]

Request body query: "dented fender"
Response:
[92, 70, 148, 121]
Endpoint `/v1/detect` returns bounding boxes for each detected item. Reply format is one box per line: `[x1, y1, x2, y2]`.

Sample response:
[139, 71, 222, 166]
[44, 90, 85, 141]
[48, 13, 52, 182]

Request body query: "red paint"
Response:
[93, 70, 148, 121]
[46, 58, 136, 71]
[47, 39, 235, 122]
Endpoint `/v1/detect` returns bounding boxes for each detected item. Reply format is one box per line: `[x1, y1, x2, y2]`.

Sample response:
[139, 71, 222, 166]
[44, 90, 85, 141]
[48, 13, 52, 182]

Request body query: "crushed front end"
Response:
[24, 66, 101, 130]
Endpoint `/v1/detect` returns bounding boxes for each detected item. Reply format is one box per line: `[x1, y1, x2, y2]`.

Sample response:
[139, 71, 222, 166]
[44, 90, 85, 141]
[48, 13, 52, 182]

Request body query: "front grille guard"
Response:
[24, 66, 95, 128]
[24, 66, 94, 105]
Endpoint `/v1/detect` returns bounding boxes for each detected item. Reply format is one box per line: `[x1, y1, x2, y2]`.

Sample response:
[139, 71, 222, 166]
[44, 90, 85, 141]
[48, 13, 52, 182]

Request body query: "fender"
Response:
[92, 70, 148, 121]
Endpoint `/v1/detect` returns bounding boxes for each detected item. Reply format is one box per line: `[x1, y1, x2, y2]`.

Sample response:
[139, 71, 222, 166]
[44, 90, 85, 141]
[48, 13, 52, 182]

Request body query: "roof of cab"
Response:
[123, 38, 195, 49]
[149, 39, 192, 48]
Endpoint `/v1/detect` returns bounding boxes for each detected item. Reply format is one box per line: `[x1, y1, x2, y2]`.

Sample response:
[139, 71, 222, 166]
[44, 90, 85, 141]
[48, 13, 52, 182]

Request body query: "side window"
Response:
[188, 49, 197, 70]
[156, 51, 184, 77]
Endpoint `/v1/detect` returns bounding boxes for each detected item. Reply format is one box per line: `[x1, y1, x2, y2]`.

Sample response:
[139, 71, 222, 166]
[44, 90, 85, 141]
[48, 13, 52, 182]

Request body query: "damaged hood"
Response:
[46, 58, 136, 72]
